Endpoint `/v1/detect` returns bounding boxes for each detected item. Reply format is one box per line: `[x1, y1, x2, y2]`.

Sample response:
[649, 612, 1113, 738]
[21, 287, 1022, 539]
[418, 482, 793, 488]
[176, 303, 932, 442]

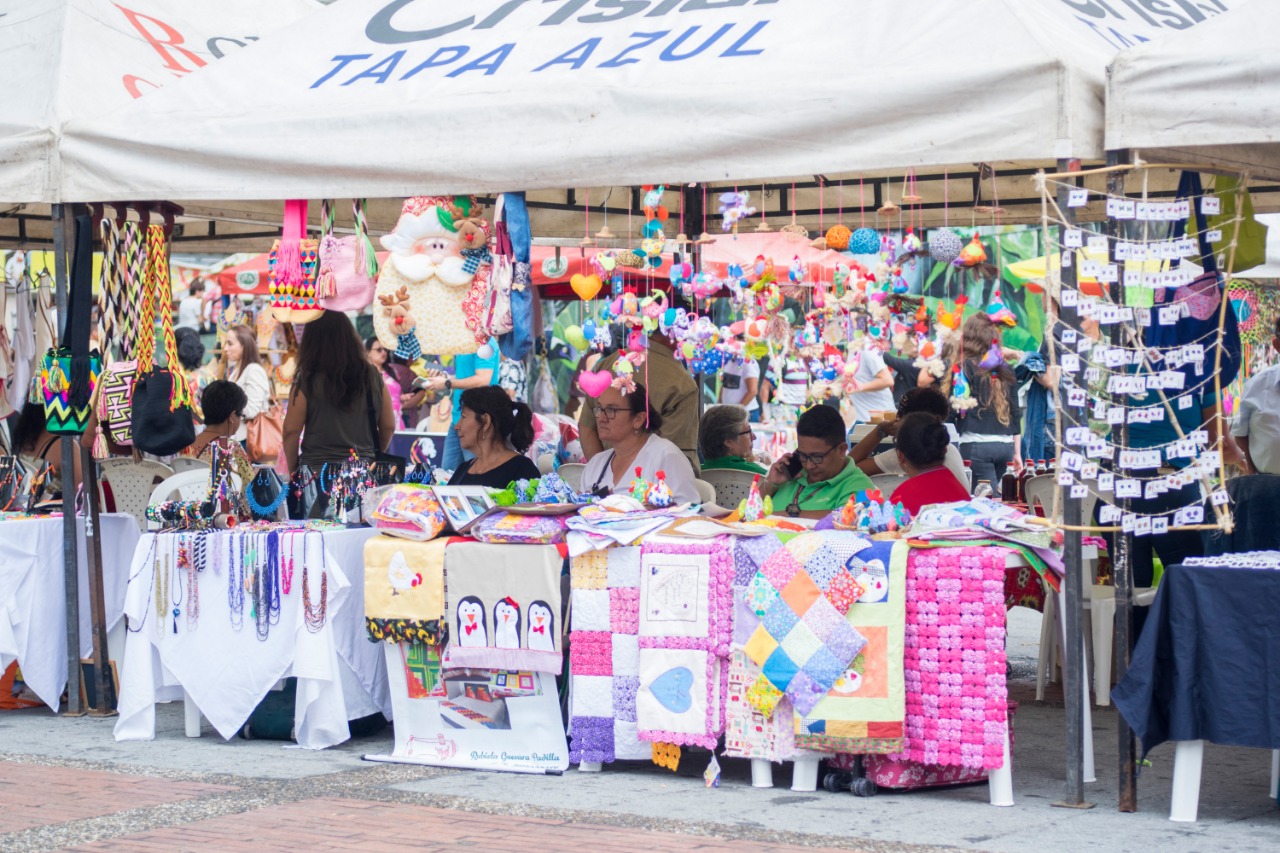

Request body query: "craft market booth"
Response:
[2, 0, 1269, 823]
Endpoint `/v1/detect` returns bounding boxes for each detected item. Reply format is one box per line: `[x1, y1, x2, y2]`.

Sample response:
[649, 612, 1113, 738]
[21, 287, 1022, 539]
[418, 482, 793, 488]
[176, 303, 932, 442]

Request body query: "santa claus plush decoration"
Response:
[375, 195, 491, 358]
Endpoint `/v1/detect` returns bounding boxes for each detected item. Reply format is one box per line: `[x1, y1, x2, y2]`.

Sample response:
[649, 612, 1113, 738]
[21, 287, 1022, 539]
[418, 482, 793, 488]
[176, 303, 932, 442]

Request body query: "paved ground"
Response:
[1, 608, 1277, 852]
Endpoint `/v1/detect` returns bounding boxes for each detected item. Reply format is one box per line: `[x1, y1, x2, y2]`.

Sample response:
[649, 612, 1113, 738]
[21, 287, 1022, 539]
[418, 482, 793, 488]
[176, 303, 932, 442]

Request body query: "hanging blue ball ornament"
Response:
[582, 319, 597, 340]
[822, 367, 838, 381]
[848, 227, 881, 255]
[929, 228, 963, 264]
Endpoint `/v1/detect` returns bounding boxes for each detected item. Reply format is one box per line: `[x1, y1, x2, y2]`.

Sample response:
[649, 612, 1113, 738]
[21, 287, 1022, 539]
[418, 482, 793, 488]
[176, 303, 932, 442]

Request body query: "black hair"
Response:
[11, 402, 48, 453]
[201, 380, 249, 427]
[294, 310, 370, 410]
[897, 386, 951, 420]
[796, 403, 846, 447]
[894, 411, 951, 469]
[623, 382, 663, 433]
[174, 326, 205, 371]
[459, 385, 536, 454]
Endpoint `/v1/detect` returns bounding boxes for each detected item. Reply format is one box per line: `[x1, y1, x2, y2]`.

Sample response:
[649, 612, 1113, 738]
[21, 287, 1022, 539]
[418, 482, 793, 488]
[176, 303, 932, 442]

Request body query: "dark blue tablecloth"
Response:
[1112, 562, 1280, 757]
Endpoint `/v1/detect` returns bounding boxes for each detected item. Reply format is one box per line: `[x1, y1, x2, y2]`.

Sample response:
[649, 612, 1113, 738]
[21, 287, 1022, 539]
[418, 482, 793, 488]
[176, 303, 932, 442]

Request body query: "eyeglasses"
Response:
[591, 405, 628, 421]
[737, 428, 754, 437]
[793, 445, 839, 466]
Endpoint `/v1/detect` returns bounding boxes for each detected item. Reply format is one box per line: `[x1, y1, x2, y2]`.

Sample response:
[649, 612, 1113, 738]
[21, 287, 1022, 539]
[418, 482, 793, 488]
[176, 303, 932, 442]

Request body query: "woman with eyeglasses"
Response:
[579, 383, 699, 503]
[761, 404, 873, 518]
[699, 404, 766, 475]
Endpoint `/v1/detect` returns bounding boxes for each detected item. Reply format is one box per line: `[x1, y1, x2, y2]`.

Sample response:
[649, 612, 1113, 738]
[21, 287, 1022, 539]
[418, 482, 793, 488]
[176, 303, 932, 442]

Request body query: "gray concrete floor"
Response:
[1, 607, 1277, 852]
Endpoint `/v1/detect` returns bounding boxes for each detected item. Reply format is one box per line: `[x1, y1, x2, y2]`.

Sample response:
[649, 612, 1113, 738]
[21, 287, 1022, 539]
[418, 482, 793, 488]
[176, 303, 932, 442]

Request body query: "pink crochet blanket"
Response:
[890, 545, 1009, 770]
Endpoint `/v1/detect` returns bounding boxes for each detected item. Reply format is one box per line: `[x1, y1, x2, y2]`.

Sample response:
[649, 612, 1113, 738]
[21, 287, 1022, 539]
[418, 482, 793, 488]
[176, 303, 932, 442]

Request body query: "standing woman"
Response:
[222, 324, 271, 443]
[282, 311, 396, 514]
[365, 336, 404, 428]
[950, 314, 1022, 494]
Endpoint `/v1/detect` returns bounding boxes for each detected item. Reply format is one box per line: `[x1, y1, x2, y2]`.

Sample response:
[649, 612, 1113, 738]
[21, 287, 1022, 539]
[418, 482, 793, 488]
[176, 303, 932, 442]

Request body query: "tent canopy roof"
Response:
[0, 0, 320, 204]
[59, 0, 1232, 204]
[1107, 0, 1280, 181]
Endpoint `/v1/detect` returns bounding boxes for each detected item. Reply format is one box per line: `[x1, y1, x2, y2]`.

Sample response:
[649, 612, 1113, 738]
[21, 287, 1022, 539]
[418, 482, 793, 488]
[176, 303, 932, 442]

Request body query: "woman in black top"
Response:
[448, 386, 541, 489]
[951, 314, 1022, 494]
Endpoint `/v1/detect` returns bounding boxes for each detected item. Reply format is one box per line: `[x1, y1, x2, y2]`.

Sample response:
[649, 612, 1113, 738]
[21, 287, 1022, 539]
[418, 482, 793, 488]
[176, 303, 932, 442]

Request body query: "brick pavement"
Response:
[0, 760, 235, 834]
[64, 797, 861, 852]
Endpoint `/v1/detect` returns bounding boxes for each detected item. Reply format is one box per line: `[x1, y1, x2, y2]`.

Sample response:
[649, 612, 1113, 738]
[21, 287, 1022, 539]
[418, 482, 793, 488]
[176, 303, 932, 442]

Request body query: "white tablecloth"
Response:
[0, 514, 140, 712]
[114, 526, 383, 749]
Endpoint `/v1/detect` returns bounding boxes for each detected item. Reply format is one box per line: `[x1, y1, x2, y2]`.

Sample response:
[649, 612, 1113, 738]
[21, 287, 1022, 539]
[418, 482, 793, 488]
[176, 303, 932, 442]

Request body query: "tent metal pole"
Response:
[1106, 149, 1138, 812]
[52, 203, 83, 716]
[1051, 160, 1090, 809]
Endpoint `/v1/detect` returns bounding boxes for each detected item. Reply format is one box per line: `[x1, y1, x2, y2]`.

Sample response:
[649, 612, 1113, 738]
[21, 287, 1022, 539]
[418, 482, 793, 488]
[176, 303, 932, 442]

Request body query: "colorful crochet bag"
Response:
[90, 359, 138, 458]
[269, 199, 323, 324]
[317, 198, 380, 314]
[40, 214, 100, 435]
[469, 510, 568, 545]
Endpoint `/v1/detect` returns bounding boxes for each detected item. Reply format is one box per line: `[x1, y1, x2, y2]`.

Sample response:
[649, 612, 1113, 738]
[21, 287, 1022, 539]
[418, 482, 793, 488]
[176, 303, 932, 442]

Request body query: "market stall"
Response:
[114, 525, 387, 749]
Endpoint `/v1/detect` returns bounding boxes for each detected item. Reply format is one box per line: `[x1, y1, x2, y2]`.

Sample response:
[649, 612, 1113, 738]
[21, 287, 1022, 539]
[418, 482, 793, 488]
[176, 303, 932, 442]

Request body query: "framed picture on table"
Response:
[430, 486, 496, 533]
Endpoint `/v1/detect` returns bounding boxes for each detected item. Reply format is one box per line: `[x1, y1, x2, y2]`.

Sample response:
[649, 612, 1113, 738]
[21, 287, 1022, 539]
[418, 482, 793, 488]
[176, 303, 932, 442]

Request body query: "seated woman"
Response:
[11, 402, 81, 500]
[184, 381, 255, 497]
[699, 404, 766, 475]
[888, 412, 972, 514]
[762, 404, 872, 518]
[852, 387, 968, 491]
[448, 386, 541, 489]
[580, 383, 699, 504]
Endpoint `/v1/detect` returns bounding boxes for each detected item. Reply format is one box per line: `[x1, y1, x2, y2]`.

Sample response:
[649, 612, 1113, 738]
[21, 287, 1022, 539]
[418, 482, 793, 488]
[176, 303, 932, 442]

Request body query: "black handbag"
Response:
[366, 382, 406, 485]
[130, 369, 196, 456]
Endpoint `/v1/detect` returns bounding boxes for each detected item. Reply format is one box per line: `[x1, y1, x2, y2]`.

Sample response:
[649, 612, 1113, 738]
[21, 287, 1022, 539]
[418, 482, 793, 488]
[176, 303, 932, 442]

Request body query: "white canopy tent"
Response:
[0, 0, 321, 204]
[58, 0, 1233, 203]
[1106, 0, 1280, 182]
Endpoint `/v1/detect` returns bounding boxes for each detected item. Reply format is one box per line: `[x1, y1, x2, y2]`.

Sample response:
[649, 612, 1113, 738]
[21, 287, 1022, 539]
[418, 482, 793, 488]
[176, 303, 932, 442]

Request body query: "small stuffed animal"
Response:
[455, 217, 489, 252]
[379, 286, 417, 334]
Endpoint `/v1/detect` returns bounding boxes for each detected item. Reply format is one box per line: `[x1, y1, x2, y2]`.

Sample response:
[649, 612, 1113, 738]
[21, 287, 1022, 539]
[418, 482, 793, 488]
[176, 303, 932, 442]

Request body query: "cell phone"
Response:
[786, 453, 803, 477]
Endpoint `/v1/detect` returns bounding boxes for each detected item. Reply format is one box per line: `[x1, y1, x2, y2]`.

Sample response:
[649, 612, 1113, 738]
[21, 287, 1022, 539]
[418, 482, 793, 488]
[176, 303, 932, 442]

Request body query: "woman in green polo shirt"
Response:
[699, 404, 767, 475]
[761, 405, 873, 518]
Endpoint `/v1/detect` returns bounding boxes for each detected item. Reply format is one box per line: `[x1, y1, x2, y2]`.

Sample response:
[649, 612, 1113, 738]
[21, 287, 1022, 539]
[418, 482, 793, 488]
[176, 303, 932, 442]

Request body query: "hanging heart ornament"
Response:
[571, 273, 603, 301]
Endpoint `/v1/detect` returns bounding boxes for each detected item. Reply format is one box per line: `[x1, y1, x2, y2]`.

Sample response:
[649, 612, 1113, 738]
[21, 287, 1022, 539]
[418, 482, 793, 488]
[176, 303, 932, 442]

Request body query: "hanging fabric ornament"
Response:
[848, 227, 880, 255]
[929, 228, 963, 264]
[953, 233, 988, 268]
[950, 363, 978, 412]
[985, 286, 1016, 327]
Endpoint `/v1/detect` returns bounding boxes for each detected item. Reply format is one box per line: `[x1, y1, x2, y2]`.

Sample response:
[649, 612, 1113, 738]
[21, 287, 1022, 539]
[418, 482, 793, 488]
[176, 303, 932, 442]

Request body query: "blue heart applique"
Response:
[649, 666, 694, 713]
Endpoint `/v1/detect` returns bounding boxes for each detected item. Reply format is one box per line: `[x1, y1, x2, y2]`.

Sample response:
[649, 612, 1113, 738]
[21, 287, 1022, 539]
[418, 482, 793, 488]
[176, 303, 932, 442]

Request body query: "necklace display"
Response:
[300, 533, 328, 634]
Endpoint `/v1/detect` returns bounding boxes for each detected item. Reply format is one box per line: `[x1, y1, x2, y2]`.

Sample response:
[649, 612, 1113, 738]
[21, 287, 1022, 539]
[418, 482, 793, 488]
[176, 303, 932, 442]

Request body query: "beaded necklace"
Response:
[154, 546, 169, 624]
[128, 538, 160, 634]
[245, 472, 287, 518]
[170, 543, 183, 634]
[302, 533, 328, 633]
[185, 534, 200, 631]
[228, 530, 245, 631]
[281, 532, 297, 595]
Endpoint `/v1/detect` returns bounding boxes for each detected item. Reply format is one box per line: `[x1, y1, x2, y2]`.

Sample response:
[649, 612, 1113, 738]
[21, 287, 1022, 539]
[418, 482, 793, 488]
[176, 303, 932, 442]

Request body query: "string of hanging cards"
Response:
[1033, 162, 1247, 534]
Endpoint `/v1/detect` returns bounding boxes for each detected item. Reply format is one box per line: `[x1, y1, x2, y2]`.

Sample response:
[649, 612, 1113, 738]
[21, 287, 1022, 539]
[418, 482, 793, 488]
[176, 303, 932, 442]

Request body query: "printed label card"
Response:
[1068, 188, 1089, 208]
[1200, 196, 1220, 215]
[1064, 228, 1083, 247]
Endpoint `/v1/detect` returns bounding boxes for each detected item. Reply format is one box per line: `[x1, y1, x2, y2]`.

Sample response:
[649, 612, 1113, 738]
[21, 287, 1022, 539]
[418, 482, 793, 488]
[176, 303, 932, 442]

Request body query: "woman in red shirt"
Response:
[889, 412, 971, 514]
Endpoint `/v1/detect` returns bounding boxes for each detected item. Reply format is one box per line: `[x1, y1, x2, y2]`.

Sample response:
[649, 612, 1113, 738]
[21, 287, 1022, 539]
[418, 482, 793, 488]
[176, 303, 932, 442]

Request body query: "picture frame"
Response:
[431, 485, 496, 532]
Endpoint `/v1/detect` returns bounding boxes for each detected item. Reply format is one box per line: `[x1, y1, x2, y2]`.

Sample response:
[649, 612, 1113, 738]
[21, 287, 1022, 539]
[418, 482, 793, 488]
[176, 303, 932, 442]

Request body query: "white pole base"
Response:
[577, 761, 603, 773]
[988, 727, 1015, 807]
[182, 690, 202, 738]
[1169, 740, 1204, 823]
[751, 759, 774, 788]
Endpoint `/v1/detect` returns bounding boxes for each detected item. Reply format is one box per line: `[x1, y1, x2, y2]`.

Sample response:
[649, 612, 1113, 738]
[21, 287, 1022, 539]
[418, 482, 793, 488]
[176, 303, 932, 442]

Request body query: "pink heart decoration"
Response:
[578, 370, 613, 398]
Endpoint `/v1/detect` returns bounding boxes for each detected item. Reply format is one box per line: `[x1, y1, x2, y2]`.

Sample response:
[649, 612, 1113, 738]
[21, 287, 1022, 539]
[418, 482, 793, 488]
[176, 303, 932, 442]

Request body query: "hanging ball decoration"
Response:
[848, 227, 881, 255]
[824, 224, 852, 251]
[929, 228, 963, 264]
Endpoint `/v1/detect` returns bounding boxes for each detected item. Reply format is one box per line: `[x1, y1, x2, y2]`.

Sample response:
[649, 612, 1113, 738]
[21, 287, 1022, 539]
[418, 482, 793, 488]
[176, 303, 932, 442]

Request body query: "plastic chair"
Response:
[558, 462, 585, 492]
[700, 468, 759, 509]
[693, 479, 717, 505]
[170, 456, 211, 474]
[869, 473, 907, 495]
[98, 459, 174, 531]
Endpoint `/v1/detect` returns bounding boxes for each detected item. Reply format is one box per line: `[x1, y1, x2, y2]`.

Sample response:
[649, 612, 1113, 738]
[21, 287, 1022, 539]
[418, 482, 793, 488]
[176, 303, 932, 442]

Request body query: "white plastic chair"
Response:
[699, 468, 759, 510]
[869, 473, 907, 495]
[693, 479, 717, 505]
[558, 462, 585, 492]
[98, 459, 175, 531]
[170, 456, 211, 474]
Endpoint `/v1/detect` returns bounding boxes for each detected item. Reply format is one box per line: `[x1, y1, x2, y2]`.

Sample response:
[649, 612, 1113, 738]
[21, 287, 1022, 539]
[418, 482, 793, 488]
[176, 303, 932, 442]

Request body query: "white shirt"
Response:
[774, 358, 809, 407]
[720, 357, 760, 410]
[581, 434, 700, 504]
[874, 444, 968, 491]
[230, 362, 272, 441]
[177, 295, 204, 330]
[847, 348, 895, 423]
[1233, 363, 1280, 475]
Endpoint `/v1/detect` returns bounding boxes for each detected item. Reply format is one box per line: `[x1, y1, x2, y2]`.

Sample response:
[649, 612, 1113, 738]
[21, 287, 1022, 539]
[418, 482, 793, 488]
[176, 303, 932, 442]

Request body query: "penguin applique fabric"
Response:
[442, 542, 564, 674]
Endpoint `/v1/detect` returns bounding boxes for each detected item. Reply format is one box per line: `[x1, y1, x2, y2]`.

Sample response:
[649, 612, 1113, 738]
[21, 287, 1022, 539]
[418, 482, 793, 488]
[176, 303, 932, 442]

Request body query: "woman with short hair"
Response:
[699, 404, 765, 474]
